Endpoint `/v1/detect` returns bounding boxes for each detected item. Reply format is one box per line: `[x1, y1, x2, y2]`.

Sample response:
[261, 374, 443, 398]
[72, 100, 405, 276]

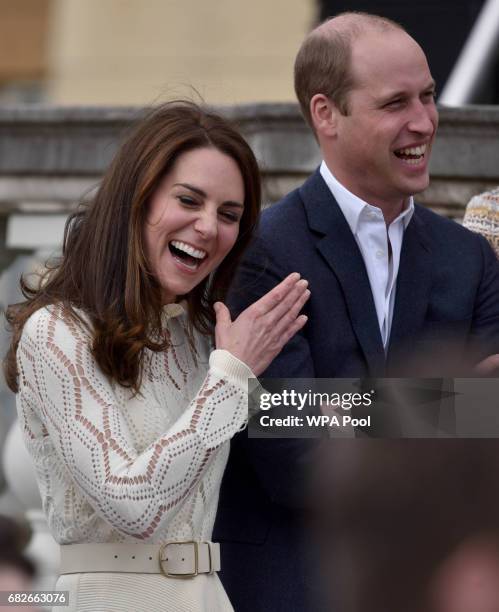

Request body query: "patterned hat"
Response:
[463, 187, 499, 257]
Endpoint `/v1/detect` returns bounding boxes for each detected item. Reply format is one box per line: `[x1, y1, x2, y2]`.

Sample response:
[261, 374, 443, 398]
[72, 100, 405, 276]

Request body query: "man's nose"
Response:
[408, 101, 437, 136]
[194, 210, 218, 239]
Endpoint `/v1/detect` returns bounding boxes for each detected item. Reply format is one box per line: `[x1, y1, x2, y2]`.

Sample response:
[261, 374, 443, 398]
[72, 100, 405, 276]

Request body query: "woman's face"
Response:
[144, 146, 245, 304]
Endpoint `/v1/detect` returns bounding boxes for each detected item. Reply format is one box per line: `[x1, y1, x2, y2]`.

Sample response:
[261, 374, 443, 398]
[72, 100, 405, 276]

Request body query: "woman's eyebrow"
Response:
[173, 182, 206, 196]
[174, 182, 243, 207]
[173, 183, 206, 198]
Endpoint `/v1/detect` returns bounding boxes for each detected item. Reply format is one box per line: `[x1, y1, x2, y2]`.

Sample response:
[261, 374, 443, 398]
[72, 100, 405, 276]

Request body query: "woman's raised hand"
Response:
[214, 273, 310, 376]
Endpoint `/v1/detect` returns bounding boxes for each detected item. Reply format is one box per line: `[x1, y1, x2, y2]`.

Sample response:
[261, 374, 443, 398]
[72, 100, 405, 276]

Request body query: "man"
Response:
[214, 12, 499, 612]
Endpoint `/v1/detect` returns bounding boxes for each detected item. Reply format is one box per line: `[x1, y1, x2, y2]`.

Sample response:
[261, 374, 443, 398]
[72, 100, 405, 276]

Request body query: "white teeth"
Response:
[398, 144, 427, 156]
[170, 240, 207, 260]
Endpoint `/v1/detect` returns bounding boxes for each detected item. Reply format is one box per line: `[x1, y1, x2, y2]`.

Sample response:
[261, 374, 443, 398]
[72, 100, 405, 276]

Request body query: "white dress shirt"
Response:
[320, 161, 414, 348]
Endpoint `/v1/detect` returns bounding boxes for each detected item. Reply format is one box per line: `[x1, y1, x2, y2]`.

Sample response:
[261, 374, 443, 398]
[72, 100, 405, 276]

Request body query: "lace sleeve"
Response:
[16, 306, 251, 539]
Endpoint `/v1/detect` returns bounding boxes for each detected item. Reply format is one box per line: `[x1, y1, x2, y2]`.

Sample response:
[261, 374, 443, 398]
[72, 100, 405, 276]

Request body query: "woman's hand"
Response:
[214, 272, 310, 376]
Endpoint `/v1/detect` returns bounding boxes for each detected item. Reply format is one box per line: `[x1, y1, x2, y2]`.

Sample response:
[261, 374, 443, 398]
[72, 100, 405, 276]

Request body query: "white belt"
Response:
[59, 541, 220, 578]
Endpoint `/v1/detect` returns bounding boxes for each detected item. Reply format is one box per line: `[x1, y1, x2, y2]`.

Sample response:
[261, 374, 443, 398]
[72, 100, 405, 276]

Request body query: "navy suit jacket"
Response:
[214, 170, 499, 611]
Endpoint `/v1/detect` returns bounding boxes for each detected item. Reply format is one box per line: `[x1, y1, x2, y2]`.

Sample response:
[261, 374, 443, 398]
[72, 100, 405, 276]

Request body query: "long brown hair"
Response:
[4, 101, 261, 393]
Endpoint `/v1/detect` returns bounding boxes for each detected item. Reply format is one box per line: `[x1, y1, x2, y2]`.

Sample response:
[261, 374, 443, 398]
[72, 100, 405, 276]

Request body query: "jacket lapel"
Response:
[299, 171, 386, 375]
[388, 209, 433, 364]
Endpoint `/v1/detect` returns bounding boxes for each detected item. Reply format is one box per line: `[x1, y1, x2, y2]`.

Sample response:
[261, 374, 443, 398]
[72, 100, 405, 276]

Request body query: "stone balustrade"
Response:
[1, 103, 499, 223]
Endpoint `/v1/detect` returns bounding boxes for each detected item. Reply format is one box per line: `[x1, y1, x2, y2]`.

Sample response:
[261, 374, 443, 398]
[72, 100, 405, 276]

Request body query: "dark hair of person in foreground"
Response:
[0, 515, 35, 579]
[313, 439, 499, 612]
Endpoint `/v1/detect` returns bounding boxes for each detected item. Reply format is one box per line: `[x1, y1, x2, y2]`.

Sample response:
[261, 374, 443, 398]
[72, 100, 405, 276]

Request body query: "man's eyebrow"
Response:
[419, 80, 437, 94]
[377, 80, 437, 104]
[373, 90, 407, 106]
[174, 182, 244, 208]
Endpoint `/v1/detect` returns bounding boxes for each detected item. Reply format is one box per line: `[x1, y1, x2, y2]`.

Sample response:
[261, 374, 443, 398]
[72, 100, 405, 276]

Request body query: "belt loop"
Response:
[204, 541, 214, 574]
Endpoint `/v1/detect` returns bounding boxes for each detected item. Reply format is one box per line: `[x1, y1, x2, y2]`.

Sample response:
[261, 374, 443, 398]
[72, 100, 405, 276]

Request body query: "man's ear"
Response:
[310, 94, 340, 137]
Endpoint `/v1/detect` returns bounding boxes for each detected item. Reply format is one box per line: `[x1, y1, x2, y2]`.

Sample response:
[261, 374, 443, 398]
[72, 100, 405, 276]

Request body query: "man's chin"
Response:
[401, 174, 430, 196]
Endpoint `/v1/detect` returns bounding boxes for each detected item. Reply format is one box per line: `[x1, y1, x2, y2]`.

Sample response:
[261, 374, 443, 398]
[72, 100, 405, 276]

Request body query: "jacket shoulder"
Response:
[261, 187, 304, 224]
[415, 203, 485, 243]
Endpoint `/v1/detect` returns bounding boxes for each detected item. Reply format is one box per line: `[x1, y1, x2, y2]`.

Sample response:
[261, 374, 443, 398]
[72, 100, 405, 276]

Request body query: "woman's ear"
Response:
[310, 94, 340, 138]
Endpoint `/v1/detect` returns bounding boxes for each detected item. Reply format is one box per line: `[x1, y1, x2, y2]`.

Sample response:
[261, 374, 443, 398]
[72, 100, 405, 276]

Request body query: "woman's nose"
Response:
[194, 210, 218, 240]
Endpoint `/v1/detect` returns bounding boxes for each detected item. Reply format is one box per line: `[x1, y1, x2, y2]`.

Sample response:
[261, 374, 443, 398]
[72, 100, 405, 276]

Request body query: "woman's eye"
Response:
[178, 195, 198, 206]
[219, 210, 240, 223]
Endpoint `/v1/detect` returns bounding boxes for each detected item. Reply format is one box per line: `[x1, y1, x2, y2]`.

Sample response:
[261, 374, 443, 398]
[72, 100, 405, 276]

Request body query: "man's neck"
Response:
[323, 160, 409, 226]
[382, 202, 407, 227]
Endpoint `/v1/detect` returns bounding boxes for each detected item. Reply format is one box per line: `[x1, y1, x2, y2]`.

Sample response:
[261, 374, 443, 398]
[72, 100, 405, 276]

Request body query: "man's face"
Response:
[327, 29, 438, 210]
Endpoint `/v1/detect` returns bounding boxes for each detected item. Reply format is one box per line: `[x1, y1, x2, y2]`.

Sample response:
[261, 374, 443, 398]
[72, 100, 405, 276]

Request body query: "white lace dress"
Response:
[15, 303, 252, 612]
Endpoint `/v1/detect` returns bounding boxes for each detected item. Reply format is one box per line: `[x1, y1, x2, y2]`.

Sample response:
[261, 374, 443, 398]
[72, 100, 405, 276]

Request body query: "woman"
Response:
[4, 102, 309, 611]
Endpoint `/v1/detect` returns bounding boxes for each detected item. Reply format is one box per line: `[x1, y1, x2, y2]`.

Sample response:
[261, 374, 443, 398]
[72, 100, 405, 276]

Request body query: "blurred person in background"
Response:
[0, 515, 36, 612]
[463, 187, 499, 258]
[3, 101, 308, 612]
[463, 187, 499, 375]
[312, 439, 499, 612]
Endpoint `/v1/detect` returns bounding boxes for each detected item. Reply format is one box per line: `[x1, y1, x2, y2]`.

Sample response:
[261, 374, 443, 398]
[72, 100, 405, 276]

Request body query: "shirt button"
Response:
[376, 249, 384, 259]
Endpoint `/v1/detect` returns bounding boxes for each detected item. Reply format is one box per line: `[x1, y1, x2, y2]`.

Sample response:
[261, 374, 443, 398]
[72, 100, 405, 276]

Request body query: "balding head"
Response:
[294, 12, 406, 129]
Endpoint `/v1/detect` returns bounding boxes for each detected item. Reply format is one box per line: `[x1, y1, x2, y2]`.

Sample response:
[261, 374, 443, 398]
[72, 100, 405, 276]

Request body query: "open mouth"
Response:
[168, 240, 207, 271]
[394, 144, 427, 166]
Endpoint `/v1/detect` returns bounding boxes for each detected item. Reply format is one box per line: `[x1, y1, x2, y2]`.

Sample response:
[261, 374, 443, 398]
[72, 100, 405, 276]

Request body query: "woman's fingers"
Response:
[214, 302, 233, 348]
[214, 301, 232, 327]
[215, 274, 310, 376]
[272, 288, 311, 338]
[248, 272, 301, 317]
[265, 279, 309, 327]
[239, 272, 309, 347]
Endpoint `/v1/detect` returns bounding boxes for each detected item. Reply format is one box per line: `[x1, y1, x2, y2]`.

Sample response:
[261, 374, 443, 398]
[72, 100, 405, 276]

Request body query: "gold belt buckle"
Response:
[159, 541, 198, 578]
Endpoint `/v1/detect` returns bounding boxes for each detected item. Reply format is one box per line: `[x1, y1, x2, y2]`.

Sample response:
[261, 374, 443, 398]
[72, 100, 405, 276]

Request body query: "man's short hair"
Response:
[294, 12, 405, 129]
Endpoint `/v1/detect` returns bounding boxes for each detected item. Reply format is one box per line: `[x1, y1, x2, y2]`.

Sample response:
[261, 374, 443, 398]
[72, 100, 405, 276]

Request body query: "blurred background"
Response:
[0, 0, 498, 605]
[0, 0, 495, 106]
[1, 0, 313, 105]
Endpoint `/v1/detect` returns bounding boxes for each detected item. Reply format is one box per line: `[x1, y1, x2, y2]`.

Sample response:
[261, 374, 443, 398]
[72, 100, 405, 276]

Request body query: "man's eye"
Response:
[384, 99, 403, 108]
[423, 90, 437, 102]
